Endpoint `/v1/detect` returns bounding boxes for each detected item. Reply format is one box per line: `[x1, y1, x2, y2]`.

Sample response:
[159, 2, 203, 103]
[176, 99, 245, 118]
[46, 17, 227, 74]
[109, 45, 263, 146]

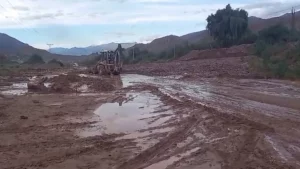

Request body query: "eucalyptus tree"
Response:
[206, 4, 248, 47]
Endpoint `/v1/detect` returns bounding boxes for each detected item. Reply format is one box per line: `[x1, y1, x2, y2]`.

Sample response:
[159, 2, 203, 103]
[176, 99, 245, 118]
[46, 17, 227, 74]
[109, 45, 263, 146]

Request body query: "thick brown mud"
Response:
[1, 72, 300, 169]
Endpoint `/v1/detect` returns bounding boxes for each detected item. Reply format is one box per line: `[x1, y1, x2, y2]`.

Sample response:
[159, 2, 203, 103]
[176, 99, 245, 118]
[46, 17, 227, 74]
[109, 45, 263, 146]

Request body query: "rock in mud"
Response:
[90, 79, 116, 92]
[50, 82, 74, 93]
[32, 100, 40, 104]
[48, 74, 82, 93]
[89, 67, 99, 74]
[27, 77, 48, 91]
[0, 81, 12, 86]
[20, 115, 28, 120]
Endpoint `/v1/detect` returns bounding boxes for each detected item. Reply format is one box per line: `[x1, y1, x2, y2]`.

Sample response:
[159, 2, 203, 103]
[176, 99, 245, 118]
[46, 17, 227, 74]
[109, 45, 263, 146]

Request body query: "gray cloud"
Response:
[139, 34, 161, 43]
[242, 2, 282, 10]
[20, 11, 64, 21]
[194, 9, 207, 14]
[105, 32, 136, 38]
[242, 1, 300, 18]
[12, 6, 30, 11]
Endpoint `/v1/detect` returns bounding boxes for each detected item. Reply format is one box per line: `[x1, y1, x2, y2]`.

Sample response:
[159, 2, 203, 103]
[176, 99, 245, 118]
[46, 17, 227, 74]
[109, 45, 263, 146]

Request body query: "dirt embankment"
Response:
[124, 56, 253, 78]
[48, 74, 119, 93]
[123, 44, 259, 78]
[178, 44, 252, 61]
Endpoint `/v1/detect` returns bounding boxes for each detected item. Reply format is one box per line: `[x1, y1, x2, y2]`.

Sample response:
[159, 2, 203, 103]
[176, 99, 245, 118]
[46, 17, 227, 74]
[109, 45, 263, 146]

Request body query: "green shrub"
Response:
[268, 61, 289, 78]
[24, 54, 45, 64]
[238, 30, 258, 44]
[258, 24, 290, 44]
[48, 59, 64, 67]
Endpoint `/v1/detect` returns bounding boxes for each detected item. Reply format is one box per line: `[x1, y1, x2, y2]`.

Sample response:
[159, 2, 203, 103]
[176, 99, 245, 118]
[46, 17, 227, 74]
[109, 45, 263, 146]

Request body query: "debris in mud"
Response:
[48, 74, 117, 93]
[0, 81, 12, 87]
[27, 76, 48, 91]
[20, 115, 28, 120]
[90, 80, 115, 92]
[32, 100, 40, 103]
[50, 80, 75, 93]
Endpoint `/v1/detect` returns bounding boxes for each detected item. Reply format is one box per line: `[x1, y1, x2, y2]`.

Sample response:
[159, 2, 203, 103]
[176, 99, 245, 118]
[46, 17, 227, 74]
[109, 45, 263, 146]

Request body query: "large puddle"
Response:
[77, 91, 173, 137]
[0, 82, 28, 95]
[0, 82, 51, 95]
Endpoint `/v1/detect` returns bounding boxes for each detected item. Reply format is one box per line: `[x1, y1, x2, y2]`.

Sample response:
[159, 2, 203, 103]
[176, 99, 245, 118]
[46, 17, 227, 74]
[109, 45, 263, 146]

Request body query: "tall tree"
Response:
[206, 4, 248, 47]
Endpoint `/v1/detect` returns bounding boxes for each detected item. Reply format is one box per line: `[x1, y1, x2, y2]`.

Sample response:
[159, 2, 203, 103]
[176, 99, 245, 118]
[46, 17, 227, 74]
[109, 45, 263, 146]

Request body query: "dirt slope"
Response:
[124, 44, 256, 78]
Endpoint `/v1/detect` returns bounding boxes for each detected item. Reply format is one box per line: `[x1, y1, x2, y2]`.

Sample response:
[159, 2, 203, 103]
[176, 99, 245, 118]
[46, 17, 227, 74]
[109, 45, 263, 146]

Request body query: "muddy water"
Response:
[77, 91, 173, 137]
[0, 82, 28, 95]
[0, 82, 52, 95]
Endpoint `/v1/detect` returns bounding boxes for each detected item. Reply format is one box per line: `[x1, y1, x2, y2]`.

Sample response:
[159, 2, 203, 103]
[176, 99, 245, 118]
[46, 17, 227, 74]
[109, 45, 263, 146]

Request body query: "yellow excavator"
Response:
[91, 44, 123, 75]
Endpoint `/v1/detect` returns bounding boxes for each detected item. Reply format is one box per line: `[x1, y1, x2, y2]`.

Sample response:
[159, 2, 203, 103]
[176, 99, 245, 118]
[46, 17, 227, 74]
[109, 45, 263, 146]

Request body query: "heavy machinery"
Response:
[91, 44, 123, 75]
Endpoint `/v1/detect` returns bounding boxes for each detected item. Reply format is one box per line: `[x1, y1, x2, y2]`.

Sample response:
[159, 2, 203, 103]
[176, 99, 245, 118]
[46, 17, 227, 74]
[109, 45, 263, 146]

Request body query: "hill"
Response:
[50, 42, 136, 56]
[127, 35, 187, 55]
[0, 33, 80, 62]
[180, 30, 210, 44]
[248, 11, 300, 32]
[127, 11, 300, 57]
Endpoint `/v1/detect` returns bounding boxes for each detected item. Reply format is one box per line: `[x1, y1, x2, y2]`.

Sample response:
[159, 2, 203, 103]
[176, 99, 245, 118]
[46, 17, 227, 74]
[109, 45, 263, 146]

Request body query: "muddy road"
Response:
[1, 72, 300, 169]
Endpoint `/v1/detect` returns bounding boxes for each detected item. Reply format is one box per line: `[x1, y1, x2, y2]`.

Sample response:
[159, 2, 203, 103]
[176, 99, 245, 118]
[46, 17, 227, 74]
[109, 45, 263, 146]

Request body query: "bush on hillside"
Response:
[80, 54, 102, 66]
[258, 24, 290, 44]
[253, 40, 300, 78]
[24, 54, 45, 64]
[48, 59, 64, 67]
[238, 30, 258, 44]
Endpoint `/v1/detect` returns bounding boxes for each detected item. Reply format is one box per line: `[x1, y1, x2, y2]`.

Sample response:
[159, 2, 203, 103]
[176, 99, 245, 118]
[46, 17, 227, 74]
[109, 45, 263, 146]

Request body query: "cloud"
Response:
[242, 2, 281, 10]
[139, 34, 161, 43]
[1, 0, 299, 48]
[1, 0, 298, 29]
[20, 11, 64, 21]
[0, 0, 238, 29]
[12, 6, 30, 11]
[104, 32, 136, 38]
[242, 0, 300, 18]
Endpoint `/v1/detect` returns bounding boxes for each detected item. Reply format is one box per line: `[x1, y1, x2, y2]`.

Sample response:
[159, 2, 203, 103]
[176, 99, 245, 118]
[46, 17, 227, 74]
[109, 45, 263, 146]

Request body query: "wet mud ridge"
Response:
[116, 85, 295, 169]
[1, 72, 300, 169]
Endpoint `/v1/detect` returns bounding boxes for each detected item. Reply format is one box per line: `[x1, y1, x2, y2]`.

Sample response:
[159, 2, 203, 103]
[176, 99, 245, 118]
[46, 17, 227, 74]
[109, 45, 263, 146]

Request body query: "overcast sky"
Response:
[0, 0, 299, 49]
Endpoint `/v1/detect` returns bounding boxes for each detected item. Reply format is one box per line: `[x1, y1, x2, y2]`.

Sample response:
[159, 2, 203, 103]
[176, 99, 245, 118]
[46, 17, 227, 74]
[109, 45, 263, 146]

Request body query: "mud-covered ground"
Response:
[1, 68, 300, 169]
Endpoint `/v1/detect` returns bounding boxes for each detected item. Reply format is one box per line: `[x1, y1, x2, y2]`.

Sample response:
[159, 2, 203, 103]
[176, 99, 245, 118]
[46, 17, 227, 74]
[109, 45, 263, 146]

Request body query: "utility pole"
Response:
[173, 44, 176, 58]
[291, 7, 296, 31]
[47, 44, 53, 51]
[132, 46, 135, 60]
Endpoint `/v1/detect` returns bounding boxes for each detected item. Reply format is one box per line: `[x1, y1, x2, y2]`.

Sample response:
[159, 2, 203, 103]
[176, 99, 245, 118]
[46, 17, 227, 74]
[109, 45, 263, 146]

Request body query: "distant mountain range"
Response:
[49, 43, 136, 56]
[1, 11, 300, 62]
[0, 33, 80, 62]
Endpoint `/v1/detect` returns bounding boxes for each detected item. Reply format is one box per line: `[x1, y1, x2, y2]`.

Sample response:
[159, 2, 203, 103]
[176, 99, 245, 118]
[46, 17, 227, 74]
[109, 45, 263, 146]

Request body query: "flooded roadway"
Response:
[1, 73, 300, 169]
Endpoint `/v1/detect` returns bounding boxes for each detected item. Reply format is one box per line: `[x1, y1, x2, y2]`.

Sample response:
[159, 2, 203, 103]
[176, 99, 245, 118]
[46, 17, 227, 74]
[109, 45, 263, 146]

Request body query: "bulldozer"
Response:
[90, 44, 123, 75]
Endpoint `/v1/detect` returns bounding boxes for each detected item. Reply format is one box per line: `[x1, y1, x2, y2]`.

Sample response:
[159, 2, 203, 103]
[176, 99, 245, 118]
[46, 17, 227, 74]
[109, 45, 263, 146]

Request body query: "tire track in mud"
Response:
[0, 134, 121, 152]
[0, 121, 98, 134]
[117, 115, 202, 169]
[2, 137, 135, 169]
